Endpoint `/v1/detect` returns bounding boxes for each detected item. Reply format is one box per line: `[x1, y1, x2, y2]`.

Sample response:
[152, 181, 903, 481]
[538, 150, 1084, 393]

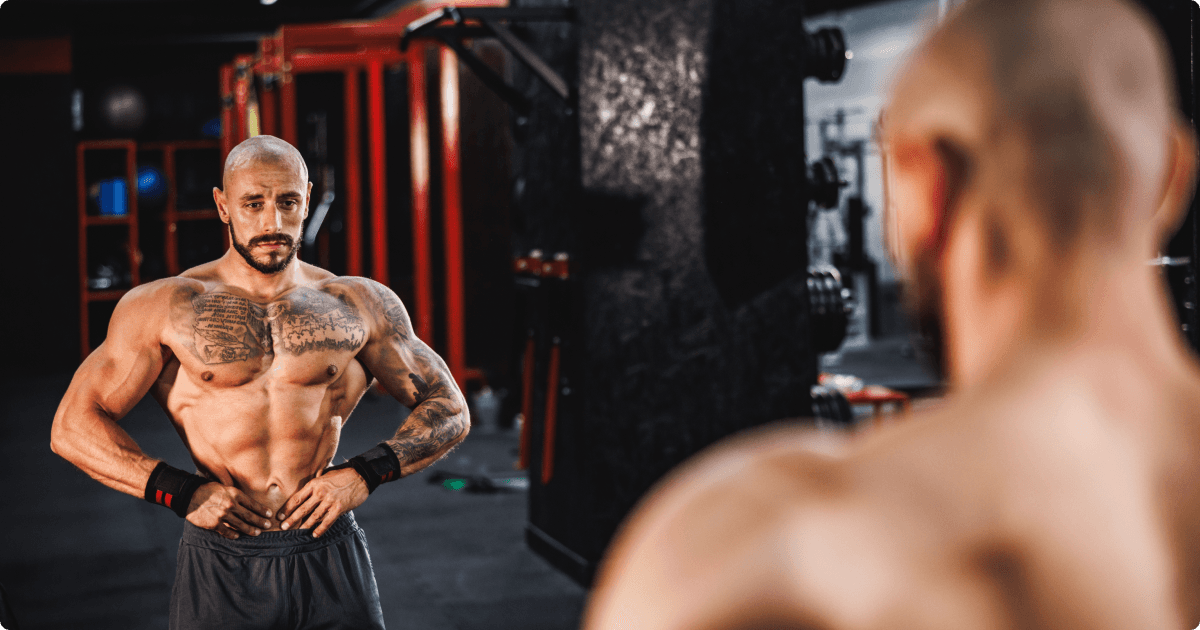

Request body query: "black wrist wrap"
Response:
[329, 443, 401, 494]
[144, 462, 210, 518]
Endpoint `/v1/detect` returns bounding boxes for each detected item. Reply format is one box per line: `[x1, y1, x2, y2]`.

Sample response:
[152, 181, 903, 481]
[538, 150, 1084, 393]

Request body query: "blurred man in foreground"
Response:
[586, 0, 1200, 628]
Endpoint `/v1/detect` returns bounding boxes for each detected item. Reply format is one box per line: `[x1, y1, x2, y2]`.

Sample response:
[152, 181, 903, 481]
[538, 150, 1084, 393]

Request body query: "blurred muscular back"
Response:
[585, 0, 1200, 628]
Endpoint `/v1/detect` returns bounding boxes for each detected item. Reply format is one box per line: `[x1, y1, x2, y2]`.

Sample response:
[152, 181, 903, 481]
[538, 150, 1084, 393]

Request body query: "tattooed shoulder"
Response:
[327, 277, 414, 342]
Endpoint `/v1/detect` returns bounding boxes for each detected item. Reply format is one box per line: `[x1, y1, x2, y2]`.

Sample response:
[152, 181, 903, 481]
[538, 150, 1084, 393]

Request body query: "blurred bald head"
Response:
[222, 135, 309, 191]
[885, 0, 1185, 248]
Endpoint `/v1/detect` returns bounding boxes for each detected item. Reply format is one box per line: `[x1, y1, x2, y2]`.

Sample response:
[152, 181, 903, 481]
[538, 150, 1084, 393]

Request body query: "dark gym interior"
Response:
[1, 0, 1197, 627]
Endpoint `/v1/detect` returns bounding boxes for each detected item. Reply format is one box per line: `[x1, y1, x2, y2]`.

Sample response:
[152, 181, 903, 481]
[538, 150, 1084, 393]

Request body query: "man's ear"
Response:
[304, 181, 313, 221]
[1151, 118, 1198, 246]
[213, 187, 230, 224]
[888, 135, 953, 257]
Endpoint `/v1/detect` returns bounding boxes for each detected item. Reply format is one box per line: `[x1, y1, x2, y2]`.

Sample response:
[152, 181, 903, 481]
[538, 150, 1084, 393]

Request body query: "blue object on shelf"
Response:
[201, 117, 222, 138]
[98, 178, 128, 216]
[137, 165, 166, 200]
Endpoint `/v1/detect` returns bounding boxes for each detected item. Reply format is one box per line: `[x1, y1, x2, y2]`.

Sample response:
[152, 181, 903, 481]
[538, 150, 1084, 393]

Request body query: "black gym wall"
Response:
[514, 0, 821, 584]
[0, 68, 77, 377]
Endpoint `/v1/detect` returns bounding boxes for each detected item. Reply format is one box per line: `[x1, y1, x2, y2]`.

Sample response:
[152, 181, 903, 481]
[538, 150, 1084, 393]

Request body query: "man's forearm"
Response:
[384, 394, 470, 476]
[51, 405, 159, 498]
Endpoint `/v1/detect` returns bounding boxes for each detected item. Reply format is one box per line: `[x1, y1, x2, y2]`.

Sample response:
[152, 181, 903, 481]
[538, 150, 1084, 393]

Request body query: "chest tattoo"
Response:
[191, 293, 271, 364]
[266, 289, 366, 355]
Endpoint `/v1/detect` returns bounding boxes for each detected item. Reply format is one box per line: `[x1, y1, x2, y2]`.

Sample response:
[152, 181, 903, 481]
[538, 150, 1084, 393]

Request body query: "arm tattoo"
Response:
[353, 279, 466, 467]
[386, 400, 464, 464]
[365, 281, 413, 342]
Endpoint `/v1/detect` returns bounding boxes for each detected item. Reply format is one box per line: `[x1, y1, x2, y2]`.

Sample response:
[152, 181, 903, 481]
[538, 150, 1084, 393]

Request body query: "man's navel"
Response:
[265, 483, 287, 511]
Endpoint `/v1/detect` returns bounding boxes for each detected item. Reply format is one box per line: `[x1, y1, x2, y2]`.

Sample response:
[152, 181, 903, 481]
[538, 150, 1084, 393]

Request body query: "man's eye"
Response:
[280, 200, 296, 208]
[246, 202, 262, 209]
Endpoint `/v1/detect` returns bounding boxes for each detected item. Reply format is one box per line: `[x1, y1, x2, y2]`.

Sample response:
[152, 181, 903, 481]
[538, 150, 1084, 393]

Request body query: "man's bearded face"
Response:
[230, 222, 299, 275]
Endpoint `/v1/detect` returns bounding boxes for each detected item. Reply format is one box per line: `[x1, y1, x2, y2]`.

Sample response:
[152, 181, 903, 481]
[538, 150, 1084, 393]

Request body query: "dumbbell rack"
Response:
[76, 139, 140, 360]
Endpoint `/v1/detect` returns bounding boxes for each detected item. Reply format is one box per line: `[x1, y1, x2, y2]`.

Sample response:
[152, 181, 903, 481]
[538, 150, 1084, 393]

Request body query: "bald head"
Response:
[222, 135, 309, 191]
[886, 0, 1187, 246]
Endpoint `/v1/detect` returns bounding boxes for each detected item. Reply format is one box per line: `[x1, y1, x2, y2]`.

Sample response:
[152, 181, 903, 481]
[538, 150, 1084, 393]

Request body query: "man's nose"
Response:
[260, 202, 285, 231]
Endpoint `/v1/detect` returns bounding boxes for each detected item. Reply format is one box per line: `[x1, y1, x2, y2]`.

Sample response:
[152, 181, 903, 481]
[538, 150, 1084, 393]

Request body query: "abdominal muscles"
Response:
[157, 358, 369, 522]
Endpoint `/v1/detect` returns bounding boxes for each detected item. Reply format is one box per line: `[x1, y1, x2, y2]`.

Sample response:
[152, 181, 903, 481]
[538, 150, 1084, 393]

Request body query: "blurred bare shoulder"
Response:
[585, 421, 859, 630]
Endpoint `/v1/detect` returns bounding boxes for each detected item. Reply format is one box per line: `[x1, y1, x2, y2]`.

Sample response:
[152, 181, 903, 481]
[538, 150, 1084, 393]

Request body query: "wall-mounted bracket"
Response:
[402, 6, 576, 115]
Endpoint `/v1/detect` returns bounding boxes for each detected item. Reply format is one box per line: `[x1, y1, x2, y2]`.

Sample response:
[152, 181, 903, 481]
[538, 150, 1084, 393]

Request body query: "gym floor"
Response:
[0, 374, 587, 630]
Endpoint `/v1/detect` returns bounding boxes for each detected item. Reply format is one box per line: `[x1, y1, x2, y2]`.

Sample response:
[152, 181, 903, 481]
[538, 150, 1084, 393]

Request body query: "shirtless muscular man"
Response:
[51, 135, 469, 629]
[587, 0, 1200, 628]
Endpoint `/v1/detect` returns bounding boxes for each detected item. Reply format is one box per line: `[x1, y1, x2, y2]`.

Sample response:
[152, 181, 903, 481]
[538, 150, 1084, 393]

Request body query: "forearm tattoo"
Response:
[359, 280, 467, 467]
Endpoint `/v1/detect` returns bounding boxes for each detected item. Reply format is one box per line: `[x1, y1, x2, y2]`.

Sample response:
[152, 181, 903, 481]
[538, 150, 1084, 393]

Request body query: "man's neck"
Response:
[215, 250, 303, 300]
[942, 248, 1197, 396]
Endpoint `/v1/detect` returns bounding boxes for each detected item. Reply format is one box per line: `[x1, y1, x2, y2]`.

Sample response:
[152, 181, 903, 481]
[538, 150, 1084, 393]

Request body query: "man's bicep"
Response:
[359, 337, 423, 407]
[68, 288, 169, 420]
[355, 280, 456, 407]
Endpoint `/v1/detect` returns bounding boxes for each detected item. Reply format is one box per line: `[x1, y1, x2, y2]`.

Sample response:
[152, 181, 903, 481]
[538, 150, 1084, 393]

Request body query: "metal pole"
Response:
[345, 69, 363, 277]
[234, 60, 250, 145]
[126, 141, 140, 287]
[261, 80, 278, 137]
[219, 64, 235, 161]
[408, 48, 434, 343]
[76, 143, 89, 359]
[281, 68, 298, 147]
[440, 44, 466, 388]
[164, 146, 179, 276]
[367, 57, 389, 285]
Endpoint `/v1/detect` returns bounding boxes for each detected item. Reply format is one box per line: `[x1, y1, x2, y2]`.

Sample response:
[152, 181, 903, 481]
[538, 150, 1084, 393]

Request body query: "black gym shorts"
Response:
[170, 511, 386, 629]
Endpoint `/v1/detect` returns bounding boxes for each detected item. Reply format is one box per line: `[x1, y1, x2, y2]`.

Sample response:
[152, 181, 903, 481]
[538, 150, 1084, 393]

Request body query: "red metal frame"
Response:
[233, 55, 253, 144]
[260, 80, 278, 137]
[281, 72, 298, 146]
[77, 140, 140, 359]
[408, 46, 434, 344]
[220, 64, 235, 160]
[439, 45, 467, 389]
[518, 335, 535, 469]
[367, 57, 389, 286]
[143, 140, 225, 276]
[541, 340, 561, 484]
[225, 0, 506, 386]
[344, 69, 364, 277]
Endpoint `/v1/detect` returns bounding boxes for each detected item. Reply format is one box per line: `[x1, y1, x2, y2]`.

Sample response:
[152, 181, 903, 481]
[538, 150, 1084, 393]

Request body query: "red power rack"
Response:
[219, 0, 505, 390]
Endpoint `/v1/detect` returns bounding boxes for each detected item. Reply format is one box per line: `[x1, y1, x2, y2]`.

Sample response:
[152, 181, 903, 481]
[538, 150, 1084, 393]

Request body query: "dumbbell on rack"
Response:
[808, 266, 853, 355]
[811, 385, 854, 425]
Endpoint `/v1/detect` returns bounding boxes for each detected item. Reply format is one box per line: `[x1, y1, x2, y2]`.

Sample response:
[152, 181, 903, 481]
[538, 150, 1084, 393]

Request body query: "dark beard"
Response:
[229, 223, 299, 275]
[905, 247, 947, 382]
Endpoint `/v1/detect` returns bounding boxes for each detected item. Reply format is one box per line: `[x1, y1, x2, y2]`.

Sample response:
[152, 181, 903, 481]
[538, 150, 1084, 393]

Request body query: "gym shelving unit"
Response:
[76, 139, 140, 359]
[141, 139, 227, 276]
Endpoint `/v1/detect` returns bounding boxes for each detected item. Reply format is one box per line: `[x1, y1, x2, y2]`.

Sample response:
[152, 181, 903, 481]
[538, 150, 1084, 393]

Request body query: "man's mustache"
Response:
[249, 235, 294, 248]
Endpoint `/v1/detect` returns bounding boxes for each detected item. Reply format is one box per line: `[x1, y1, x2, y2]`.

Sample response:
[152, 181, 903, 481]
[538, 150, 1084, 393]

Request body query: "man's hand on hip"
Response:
[278, 468, 369, 537]
[186, 483, 275, 540]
